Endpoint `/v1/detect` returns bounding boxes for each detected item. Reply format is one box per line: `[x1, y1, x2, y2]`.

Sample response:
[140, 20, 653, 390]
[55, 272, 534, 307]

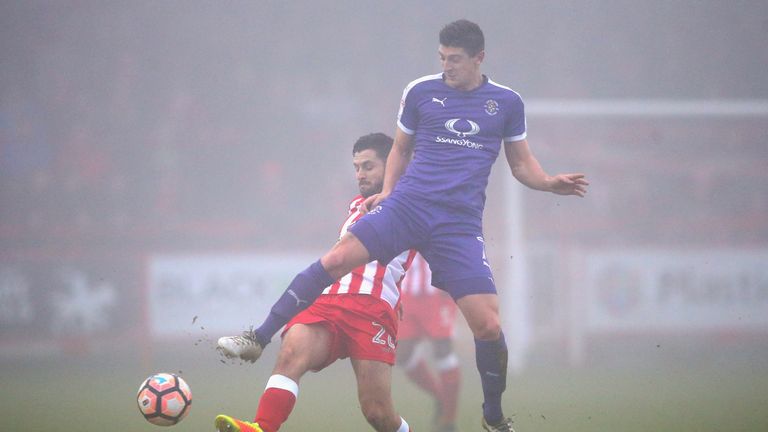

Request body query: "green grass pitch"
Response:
[2, 340, 767, 432]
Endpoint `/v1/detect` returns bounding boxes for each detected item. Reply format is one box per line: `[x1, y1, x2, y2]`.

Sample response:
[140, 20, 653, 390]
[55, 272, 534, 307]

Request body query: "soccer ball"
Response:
[136, 373, 192, 426]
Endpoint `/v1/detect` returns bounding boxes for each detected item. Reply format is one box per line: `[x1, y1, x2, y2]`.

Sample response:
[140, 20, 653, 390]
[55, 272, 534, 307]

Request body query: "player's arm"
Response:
[362, 129, 414, 211]
[382, 128, 414, 194]
[503, 139, 589, 197]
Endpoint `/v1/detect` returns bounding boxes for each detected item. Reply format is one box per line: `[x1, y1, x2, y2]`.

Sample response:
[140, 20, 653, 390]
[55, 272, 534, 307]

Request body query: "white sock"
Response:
[435, 352, 460, 371]
[265, 374, 299, 398]
[397, 417, 409, 432]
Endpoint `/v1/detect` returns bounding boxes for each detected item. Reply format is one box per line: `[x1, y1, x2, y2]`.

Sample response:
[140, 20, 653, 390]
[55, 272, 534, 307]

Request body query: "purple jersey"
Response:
[396, 73, 526, 217]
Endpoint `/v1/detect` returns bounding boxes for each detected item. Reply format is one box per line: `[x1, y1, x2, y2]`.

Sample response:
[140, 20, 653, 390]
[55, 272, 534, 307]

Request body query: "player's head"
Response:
[438, 19, 485, 90]
[352, 133, 392, 198]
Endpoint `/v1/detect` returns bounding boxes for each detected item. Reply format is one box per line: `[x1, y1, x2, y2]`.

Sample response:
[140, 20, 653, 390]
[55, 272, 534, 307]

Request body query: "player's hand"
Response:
[361, 192, 388, 214]
[548, 173, 589, 197]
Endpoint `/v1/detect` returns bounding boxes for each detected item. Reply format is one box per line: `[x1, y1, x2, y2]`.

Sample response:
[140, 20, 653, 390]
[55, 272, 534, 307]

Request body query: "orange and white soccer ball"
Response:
[137, 373, 192, 426]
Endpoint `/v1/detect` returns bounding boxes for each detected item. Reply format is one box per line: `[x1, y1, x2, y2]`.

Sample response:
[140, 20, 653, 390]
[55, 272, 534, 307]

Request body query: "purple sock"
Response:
[475, 331, 508, 424]
[253, 260, 335, 346]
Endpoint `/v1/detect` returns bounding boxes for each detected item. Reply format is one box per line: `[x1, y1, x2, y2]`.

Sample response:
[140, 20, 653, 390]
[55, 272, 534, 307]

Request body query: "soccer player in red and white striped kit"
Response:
[216, 133, 415, 432]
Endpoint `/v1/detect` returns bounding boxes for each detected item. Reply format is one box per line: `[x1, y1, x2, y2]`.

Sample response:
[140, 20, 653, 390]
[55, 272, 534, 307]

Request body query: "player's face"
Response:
[353, 149, 386, 198]
[439, 45, 484, 91]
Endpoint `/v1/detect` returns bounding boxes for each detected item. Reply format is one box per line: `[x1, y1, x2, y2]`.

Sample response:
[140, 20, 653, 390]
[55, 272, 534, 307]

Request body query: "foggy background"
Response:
[1, 1, 767, 431]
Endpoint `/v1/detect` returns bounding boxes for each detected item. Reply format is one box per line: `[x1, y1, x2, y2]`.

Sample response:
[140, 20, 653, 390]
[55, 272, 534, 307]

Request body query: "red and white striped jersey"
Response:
[400, 252, 440, 298]
[322, 195, 416, 310]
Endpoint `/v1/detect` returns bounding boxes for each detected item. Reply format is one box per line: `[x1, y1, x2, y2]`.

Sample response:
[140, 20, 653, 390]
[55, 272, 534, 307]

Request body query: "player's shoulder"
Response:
[348, 195, 364, 212]
[486, 77, 524, 103]
[403, 73, 444, 95]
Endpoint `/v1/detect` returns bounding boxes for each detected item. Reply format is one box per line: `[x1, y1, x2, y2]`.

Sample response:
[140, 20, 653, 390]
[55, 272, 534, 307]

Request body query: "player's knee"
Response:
[319, 249, 345, 278]
[470, 316, 502, 341]
[321, 238, 367, 280]
[273, 346, 298, 370]
[274, 343, 309, 374]
[359, 397, 391, 429]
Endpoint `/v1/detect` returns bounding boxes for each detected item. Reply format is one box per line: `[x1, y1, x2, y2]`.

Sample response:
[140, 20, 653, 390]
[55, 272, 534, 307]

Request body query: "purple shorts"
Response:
[348, 192, 497, 300]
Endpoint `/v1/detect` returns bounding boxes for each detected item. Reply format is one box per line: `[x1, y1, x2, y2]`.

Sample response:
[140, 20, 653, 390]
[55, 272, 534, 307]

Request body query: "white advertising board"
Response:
[583, 249, 768, 332]
[147, 253, 318, 337]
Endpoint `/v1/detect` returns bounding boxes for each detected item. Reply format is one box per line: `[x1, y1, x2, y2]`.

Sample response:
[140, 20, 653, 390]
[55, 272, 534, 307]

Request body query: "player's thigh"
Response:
[274, 323, 333, 380]
[320, 232, 370, 280]
[348, 194, 429, 264]
[424, 232, 494, 296]
[351, 358, 395, 407]
[455, 293, 501, 340]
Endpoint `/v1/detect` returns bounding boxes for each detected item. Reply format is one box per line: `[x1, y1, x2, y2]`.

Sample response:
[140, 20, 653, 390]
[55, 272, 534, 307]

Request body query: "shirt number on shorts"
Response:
[371, 321, 396, 349]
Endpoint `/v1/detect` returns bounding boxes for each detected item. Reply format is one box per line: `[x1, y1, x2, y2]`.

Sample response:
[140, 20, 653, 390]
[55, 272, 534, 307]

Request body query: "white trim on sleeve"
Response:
[504, 131, 527, 142]
[397, 120, 415, 135]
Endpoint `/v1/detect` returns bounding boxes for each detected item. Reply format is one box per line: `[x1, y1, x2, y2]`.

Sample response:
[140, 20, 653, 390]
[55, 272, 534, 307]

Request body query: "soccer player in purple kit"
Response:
[219, 19, 588, 432]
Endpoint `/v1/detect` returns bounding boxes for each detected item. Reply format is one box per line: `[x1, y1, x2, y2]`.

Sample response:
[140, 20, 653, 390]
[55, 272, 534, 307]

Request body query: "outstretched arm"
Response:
[504, 139, 589, 197]
[362, 128, 415, 211]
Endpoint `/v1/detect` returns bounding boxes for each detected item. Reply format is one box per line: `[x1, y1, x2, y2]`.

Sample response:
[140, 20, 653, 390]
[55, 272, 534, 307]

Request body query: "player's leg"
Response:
[397, 306, 443, 402]
[252, 193, 423, 349]
[255, 323, 333, 432]
[217, 324, 332, 432]
[220, 195, 420, 362]
[456, 292, 501, 341]
[455, 292, 513, 431]
[397, 338, 442, 399]
[218, 232, 370, 361]
[352, 359, 411, 432]
[338, 294, 412, 431]
[417, 295, 461, 431]
[254, 233, 370, 344]
[216, 323, 333, 432]
[432, 337, 461, 431]
[426, 224, 513, 430]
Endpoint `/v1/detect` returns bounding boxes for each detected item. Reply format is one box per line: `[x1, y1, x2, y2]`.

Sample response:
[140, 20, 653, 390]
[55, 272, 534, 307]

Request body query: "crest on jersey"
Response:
[444, 118, 480, 138]
[484, 99, 499, 116]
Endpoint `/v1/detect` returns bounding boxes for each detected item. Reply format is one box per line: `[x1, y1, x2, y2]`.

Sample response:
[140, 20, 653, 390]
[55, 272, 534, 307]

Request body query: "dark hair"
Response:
[352, 132, 393, 161]
[439, 19, 484, 57]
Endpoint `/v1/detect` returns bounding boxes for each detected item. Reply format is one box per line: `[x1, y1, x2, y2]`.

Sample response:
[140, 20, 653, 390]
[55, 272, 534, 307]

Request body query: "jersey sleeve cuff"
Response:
[397, 120, 415, 135]
[504, 131, 527, 142]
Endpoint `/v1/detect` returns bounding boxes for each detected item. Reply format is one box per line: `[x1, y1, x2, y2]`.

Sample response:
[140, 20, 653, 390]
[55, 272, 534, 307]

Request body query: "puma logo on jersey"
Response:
[432, 97, 447, 107]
